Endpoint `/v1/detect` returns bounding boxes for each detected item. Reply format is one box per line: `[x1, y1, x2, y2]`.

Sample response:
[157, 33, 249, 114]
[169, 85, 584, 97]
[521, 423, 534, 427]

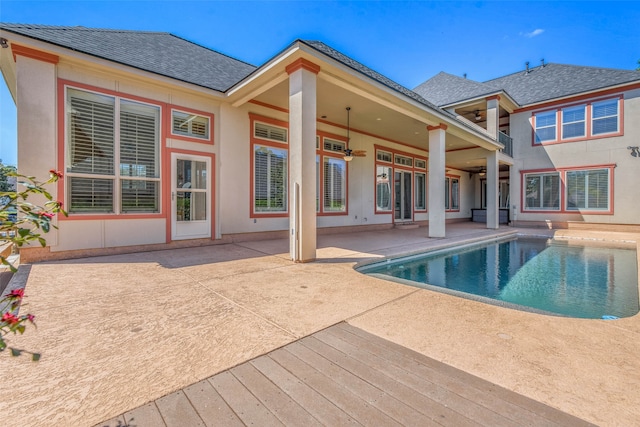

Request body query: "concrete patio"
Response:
[1, 223, 639, 426]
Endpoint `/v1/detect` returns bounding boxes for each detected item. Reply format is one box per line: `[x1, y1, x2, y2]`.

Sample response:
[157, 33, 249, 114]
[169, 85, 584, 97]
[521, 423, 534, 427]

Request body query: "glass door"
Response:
[171, 153, 211, 240]
[394, 170, 413, 222]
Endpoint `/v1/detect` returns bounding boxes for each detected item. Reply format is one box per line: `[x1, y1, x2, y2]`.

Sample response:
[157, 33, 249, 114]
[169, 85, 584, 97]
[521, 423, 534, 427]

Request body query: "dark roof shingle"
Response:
[413, 72, 502, 107]
[0, 23, 257, 92]
[414, 63, 640, 107]
[485, 63, 640, 105]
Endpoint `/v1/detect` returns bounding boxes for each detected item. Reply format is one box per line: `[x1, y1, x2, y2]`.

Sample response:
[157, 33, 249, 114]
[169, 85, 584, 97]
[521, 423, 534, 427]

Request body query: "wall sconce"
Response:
[0, 39, 8, 49]
[628, 146, 639, 157]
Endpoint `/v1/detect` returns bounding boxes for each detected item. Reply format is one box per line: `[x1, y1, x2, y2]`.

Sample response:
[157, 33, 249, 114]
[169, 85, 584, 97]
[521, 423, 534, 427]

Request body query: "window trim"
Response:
[249, 114, 289, 218]
[169, 106, 214, 144]
[57, 79, 165, 220]
[530, 95, 623, 145]
[520, 164, 615, 215]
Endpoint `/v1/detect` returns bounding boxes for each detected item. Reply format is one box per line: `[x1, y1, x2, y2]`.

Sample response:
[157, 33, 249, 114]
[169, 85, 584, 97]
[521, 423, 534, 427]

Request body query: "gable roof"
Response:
[0, 23, 257, 92]
[414, 63, 640, 108]
[413, 72, 502, 107]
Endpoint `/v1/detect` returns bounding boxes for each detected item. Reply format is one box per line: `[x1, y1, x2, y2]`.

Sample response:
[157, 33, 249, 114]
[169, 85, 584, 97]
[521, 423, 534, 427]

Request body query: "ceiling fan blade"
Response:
[351, 150, 367, 157]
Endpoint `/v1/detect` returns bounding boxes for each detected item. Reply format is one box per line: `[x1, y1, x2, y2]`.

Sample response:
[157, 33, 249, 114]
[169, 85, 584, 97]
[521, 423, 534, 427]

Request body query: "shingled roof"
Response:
[413, 72, 502, 107]
[486, 63, 640, 105]
[0, 23, 257, 92]
[414, 63, 640, 107]
[302, 40, 444, 112]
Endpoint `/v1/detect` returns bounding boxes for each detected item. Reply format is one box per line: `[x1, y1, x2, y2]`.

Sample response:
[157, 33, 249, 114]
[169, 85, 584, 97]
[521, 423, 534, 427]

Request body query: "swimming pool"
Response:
[358, 237, 639, 319]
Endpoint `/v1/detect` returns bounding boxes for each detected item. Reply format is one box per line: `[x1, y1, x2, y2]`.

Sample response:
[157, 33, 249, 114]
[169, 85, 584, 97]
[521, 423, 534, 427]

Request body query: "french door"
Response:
[394, 170, 413, 222]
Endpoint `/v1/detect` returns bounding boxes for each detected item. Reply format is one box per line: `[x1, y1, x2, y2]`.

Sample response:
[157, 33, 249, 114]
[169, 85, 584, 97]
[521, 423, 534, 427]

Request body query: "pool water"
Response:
[358, 237, 639, 319]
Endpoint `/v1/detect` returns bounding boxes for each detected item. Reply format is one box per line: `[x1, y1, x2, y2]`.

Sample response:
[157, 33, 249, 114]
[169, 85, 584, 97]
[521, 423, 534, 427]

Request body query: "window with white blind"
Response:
[524, 172, 560, 210]
[254, 122, 288, 143]
[253, 146, 287, 213]
[534, 111, 557, 143]
[592, 99, 618, 135]
[172, 110, 209, 140]
[415, 172, 426, 210]
[562, 105, 586, 139]
[323, 157, 346, 212]
[66, 88, 160, 214]
[566, 169, 609, 210]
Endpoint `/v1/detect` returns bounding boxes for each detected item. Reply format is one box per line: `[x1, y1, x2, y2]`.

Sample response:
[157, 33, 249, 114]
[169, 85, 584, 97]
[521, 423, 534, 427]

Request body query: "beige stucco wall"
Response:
[509, 88, 640, 226]
[15, 56, 222, 253]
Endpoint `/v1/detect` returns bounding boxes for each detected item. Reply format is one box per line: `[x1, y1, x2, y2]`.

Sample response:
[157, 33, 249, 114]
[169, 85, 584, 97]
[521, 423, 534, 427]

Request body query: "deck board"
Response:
[97, 323, 597, 427]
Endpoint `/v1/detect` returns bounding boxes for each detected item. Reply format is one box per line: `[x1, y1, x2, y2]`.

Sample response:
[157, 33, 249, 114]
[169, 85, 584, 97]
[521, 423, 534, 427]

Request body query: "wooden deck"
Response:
[97, 323, 595, 427]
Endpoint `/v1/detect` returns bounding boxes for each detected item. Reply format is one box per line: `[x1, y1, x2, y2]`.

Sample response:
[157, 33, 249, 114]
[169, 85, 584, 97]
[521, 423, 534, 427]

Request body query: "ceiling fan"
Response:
[459, 109, 484, 121]
[343, 107, 367, 161]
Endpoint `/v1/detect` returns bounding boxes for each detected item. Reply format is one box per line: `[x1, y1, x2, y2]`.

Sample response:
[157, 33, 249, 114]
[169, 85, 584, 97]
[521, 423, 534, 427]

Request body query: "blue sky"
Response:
[1, 0, 639, 166]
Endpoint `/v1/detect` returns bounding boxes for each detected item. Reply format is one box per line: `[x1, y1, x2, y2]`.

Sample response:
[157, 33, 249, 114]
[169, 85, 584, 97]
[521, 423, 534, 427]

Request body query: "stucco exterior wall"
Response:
[21, 58, 223, 253]
[509, 87, 640, 226]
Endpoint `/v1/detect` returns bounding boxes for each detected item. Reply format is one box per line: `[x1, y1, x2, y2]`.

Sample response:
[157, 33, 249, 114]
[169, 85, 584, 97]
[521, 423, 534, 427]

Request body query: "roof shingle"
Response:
[0, 23, 257, 92]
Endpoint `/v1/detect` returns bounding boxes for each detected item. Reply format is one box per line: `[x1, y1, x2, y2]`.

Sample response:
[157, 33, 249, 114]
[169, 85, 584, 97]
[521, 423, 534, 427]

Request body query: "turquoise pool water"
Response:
[358, 237, 639, 319]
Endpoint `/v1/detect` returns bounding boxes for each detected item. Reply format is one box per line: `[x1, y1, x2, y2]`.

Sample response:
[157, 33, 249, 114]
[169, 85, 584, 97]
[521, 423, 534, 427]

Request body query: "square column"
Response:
[287, 59, 319, 262]
[486, 150, 499, 229]
[427, 124, 447, 238]
[486, 96, 500, 139]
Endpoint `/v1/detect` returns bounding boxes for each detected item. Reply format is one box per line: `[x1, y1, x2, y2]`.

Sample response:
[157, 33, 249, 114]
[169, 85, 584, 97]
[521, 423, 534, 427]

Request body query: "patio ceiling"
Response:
[253, 78, 506, 172]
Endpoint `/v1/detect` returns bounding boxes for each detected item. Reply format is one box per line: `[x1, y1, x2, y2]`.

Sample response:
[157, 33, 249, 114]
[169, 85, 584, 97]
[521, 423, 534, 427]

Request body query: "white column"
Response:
[486, 96, 500, 139]
[288, 60, 318, 262]
[428, 125, 447, 238]
[486, 150, 499, 229]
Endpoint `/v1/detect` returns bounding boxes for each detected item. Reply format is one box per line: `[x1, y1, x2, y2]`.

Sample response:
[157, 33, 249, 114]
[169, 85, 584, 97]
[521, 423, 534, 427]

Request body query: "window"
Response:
[566, 169, 609, 210]
[562, 105, 585, 139]
[323, 138, 346, 153]
[253, 146, 287, 213]
[524, 172, 560, 210]
[445, 176, 459, 211]
[255, 122, 287, 142]
[395, 154, 413, 167]
[592, 99, 618, 135]
[376, 165, 392, 211]
[251, 116, 288, 216]
[415, 159, 426, 169]
[66, 87, 160, 214]
[415, 172, 426, 210]
[534, 111, 556, 143]
[376, 150, 392, 163]
[172, 110, 210, 140]
[316, 134, 349, 214]
[323, 157, 346, 212]
[533, 97, 621, 144]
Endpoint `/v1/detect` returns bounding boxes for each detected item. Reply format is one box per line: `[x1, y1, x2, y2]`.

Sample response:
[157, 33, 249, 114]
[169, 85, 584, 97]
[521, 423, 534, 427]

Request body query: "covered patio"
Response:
[2, 223, 639, 426]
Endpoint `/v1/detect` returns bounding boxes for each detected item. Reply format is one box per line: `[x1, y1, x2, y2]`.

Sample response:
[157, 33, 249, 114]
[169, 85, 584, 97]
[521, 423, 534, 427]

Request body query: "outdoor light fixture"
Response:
[344, 107, 353, 162]
[0, 39, 8, 49]
[628, 146, 639, 157]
